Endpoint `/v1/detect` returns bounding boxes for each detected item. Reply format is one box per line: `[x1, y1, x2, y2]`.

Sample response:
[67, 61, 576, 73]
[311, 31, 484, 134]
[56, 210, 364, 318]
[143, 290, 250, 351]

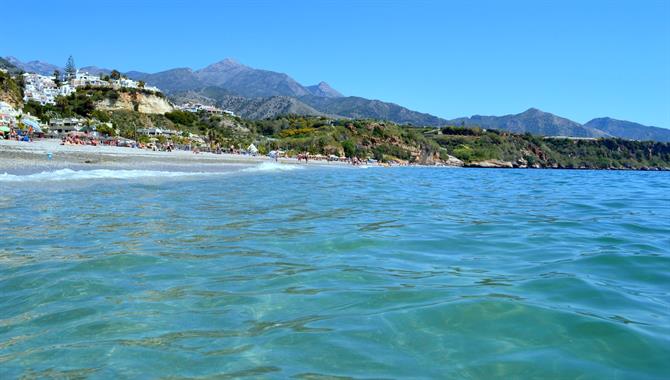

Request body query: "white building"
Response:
[22, 73, 59, 105]
[176, 102, 233, 116]
[59, 83, 76, 97]
[71, 71, 110, 88]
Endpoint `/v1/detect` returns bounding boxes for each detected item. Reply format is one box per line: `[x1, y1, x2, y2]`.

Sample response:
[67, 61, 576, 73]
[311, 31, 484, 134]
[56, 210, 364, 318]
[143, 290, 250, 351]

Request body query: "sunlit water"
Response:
[1, 165, 669, 379]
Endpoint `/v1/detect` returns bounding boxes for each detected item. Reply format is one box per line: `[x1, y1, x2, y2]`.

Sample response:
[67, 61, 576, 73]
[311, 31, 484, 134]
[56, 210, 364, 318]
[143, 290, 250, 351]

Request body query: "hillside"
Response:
[585, 117, 670, 142]
[300, 96, 448, 126]
[218, 95, 326, 119]
[245, 118, 670, 169]
[0, 70, 23, 108]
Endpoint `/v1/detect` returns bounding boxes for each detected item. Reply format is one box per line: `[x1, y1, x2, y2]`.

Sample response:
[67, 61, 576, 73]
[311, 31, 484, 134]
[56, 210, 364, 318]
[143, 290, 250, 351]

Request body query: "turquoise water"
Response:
[1, 165, 669, 379]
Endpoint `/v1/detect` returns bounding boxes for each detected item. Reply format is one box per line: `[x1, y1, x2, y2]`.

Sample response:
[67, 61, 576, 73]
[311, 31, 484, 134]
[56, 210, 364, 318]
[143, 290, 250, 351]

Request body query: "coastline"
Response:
[2, 139, 668, 173]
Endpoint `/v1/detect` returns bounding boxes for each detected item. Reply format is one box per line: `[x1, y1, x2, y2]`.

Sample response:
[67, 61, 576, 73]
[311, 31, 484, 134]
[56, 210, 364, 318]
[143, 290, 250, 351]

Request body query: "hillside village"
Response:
[0, 56, 234, 145]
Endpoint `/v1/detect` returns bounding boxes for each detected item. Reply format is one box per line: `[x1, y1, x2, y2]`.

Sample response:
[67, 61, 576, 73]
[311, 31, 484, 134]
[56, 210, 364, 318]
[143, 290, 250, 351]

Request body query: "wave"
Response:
[0, 162, 303, 183]
[240, 162, 303, 173]
[0, 168, 215, 183]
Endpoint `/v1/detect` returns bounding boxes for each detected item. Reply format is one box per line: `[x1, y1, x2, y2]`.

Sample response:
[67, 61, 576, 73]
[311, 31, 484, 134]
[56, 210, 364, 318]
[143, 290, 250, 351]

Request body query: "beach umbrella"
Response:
[21, 118, 42, 133]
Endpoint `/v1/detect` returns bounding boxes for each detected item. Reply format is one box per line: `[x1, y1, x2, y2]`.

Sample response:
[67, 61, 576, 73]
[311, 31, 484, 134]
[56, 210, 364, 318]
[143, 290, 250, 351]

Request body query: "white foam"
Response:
[240, 162, 303, 173]
[0, 168, 215, 183]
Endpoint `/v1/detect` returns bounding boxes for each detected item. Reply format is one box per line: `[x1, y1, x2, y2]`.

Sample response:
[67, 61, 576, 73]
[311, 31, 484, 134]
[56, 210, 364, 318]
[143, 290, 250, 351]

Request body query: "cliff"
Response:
[95, 91, 173, 114]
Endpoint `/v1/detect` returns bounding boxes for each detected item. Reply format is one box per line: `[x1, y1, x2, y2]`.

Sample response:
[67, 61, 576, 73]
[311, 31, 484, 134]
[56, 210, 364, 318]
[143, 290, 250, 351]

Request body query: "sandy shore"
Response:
[0, 139, 346, 172]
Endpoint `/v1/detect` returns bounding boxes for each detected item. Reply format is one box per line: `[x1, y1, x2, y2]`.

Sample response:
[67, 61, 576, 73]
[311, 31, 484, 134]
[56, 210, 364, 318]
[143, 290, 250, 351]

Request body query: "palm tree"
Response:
[205, 128, 219, 149]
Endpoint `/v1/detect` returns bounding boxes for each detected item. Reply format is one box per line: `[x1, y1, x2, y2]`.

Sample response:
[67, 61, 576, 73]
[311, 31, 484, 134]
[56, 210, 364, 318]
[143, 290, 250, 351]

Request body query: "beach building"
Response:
[49, 117, 84, 133]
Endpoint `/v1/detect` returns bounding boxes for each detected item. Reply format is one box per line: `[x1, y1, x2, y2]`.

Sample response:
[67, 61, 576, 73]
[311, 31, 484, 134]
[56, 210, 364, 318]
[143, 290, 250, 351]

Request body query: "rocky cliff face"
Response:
[96, 92, 173, 114]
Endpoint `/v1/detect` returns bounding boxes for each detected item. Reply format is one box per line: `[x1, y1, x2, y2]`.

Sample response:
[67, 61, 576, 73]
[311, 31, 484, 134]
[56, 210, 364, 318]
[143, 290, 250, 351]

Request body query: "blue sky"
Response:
[4, 0, 669, 127]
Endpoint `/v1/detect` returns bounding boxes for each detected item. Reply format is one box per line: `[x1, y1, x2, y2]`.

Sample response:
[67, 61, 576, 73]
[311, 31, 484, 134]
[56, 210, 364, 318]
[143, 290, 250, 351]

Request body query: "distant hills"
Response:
[4, 55, 669, 142]
[5, 56, 60, 76]
[448, 108, 609, 138]
[584, 118, 670, 142]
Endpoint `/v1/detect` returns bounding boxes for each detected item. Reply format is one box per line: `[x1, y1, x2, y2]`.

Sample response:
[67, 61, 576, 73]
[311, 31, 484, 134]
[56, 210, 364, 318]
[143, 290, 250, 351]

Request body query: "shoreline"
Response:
[0, 139, 349, 173]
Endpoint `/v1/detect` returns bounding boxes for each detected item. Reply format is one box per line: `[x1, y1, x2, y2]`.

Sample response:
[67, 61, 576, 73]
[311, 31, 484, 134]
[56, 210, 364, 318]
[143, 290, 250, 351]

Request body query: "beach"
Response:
[0, 139, 346, 173]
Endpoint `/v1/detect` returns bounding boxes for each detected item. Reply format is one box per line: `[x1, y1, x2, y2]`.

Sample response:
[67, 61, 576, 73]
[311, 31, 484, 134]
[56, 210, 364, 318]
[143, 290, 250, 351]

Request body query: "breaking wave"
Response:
[0, 162, 304, 183]
[241, 162, 303, 173]
[0, 169, 215, 183]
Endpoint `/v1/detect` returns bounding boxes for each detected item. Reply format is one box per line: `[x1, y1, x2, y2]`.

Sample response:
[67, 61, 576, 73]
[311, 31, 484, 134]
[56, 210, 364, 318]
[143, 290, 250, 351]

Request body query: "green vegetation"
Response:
[64, 55, 76, 80]
[0, 71, 23, 107]
[433, 127, 670, 169]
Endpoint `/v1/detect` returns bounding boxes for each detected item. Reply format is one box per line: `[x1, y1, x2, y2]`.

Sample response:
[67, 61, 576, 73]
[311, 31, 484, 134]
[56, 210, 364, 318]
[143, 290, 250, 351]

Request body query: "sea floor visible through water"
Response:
[1, 165, 669, 379]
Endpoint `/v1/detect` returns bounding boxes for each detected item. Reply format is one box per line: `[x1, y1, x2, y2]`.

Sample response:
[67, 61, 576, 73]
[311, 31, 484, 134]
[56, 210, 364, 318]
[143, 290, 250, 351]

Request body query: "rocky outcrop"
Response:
[444, 155, 464, 167]
[96, 92, 173, 114]
[467, 159, 514, 168]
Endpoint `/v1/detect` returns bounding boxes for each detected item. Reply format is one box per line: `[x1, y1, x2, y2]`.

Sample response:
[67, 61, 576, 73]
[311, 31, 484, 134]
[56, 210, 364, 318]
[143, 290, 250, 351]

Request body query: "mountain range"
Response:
[5, 55, 669, 142]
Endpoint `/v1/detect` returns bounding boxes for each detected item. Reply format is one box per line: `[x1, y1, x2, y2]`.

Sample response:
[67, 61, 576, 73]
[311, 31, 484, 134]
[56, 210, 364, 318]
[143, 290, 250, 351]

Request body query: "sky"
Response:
[3, 0, 669, 127]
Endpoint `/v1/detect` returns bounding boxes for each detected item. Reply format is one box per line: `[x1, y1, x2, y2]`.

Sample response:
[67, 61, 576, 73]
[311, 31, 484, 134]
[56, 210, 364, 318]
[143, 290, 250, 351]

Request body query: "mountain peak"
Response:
[220, 58, 240, 65]
[307, 81, 343, 98]
[521, 107, 545, 115]
[200, 58, 247, 71]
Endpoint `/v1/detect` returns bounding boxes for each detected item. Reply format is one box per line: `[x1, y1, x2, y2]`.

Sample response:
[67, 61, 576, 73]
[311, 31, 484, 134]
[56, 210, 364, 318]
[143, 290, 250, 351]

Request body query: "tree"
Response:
[138, 80, 145, 89]
[110, 70, 121, 80]
[342, 139, 356, 158]
[64, 55, 76, 80]
[53, 69, 61, 86]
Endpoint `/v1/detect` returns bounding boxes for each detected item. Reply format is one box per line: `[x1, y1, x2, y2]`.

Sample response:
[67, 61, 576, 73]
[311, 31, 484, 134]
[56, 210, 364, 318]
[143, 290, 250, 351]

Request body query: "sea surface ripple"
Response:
[1, 166, 669, 379]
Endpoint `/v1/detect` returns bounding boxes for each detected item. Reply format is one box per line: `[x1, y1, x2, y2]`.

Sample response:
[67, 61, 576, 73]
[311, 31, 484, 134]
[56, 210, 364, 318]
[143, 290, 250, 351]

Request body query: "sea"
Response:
[1, 163, 669, 379]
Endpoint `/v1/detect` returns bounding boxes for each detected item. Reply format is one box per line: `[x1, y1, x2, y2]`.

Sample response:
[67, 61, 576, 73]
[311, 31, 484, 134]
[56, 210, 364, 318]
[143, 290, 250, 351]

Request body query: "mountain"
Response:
[300, 96, 448, 125]
[0, 57, 22, 75]
[217, 95, 326, 119]
[5, 56, 60, 75]
[584, 118, 670, 142]
[125, 59, 327, 98]
[177, 89, 450, 125]
[127, 68, 203, 93]
[306, 82, 343, 98]
[79, 66, 112, 76]
[448, 108, 609, 137]
[194, 59, 309, 97]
